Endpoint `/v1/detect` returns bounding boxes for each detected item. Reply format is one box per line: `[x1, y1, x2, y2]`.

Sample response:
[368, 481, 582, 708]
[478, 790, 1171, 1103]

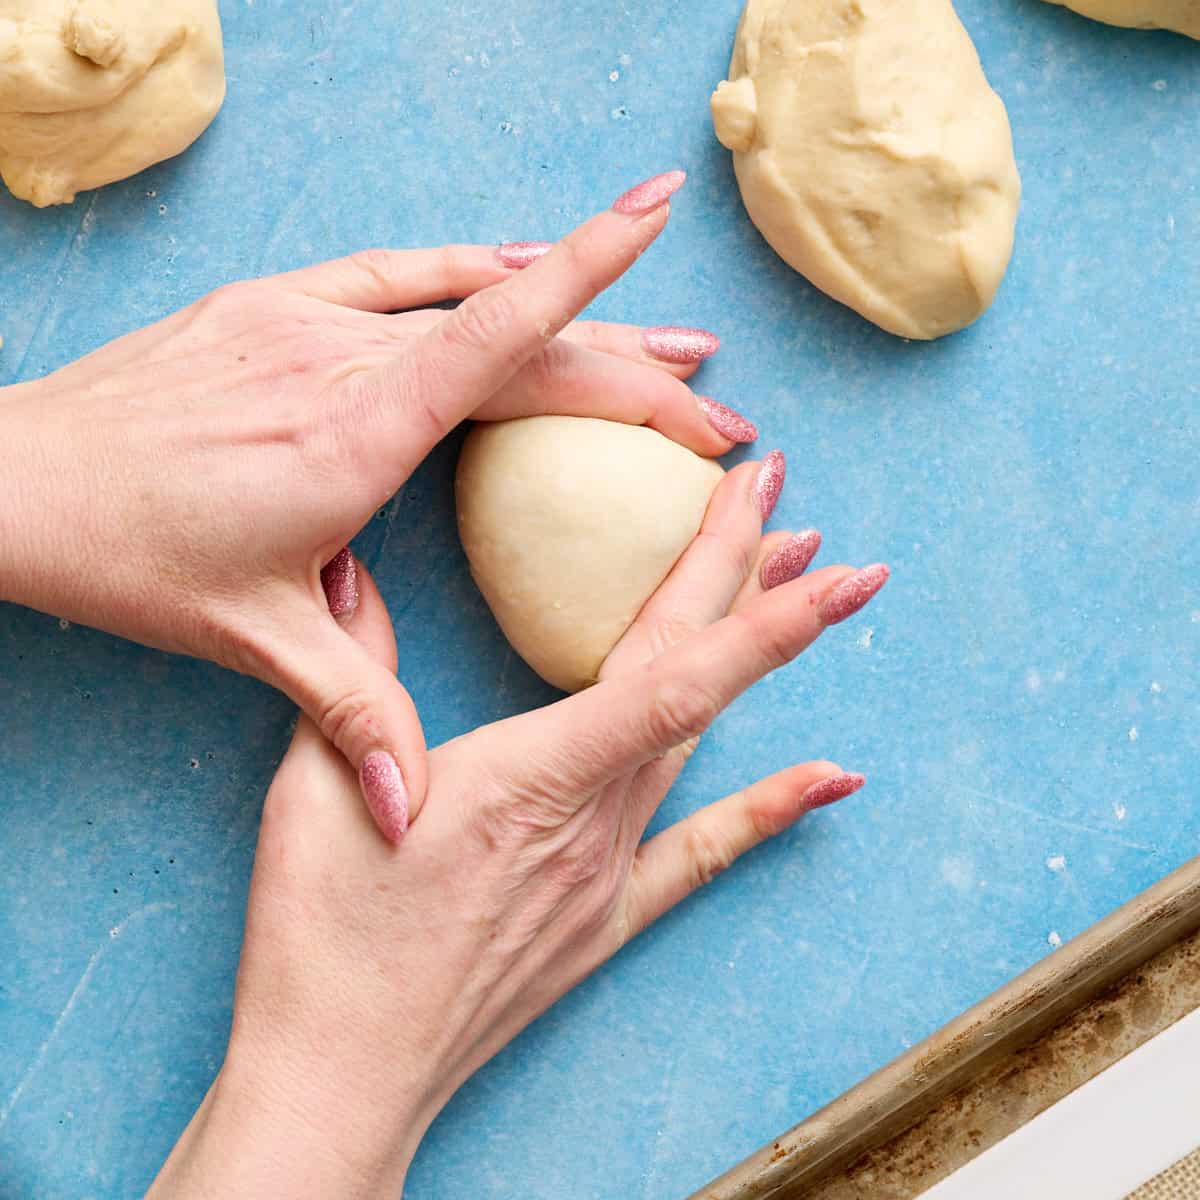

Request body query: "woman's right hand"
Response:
[148, 462, 888, 1200]
[0, 171, 753, 839]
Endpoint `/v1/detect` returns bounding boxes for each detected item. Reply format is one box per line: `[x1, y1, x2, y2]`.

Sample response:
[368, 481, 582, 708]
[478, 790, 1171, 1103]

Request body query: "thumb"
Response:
[264, 550, 429, 844]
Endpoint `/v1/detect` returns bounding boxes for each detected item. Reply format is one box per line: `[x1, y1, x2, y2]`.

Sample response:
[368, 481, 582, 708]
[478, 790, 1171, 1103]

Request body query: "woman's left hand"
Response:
[148, 461, 887, 1199]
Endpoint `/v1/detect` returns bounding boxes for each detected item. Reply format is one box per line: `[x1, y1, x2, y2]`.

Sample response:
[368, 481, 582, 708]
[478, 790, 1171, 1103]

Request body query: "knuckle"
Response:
[651, 612, 698, 656]
[731, 533, 759, 588]
[445, 288, 523, 360]
[646, 679, 720, 749]
[316, 685, 379, 754]
[348, 248, 397, 289]
[435, 243, 472, 283]
[745, 796, 777, 845]
[462, 789, 516, 854]
[193, 280, 256, 323]
[557, 235, 593, 287]
[547, 824, 613, 891]
[685, 824, 735, 890]
[732, 609, 796, 676]
[520, 337, 570, 402]
[759, 622, 799, 675]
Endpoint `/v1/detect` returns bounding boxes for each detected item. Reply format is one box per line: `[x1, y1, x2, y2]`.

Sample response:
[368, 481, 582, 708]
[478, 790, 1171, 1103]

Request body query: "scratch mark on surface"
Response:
[967, 788, 1158, 853]
[494, 645, 516, 712]
[0, 902, 173, 1130]
[8, 192, 99, 383]
[258, 181, 313, 268]
[638, 1052, 679, 1200]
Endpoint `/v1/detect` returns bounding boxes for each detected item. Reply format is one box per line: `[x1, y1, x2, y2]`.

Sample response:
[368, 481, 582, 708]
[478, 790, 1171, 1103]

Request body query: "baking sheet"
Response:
[693, 854, 1200, 1199]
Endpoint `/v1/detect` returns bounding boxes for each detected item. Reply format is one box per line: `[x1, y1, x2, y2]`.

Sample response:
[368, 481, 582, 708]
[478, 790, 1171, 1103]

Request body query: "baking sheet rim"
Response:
[691, 854, 1200, 1200]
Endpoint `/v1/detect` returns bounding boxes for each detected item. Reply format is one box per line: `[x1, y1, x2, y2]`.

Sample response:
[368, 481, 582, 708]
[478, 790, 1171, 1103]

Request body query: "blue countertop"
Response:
[1, 2, 1198, 1196]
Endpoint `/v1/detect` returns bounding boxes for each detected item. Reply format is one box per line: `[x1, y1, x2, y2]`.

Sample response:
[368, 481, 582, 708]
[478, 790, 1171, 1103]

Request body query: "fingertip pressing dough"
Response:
[0, 0, 226, 207]
[456, 417, 725, 693]
[1043, 0, 1200, 38]
[711, 0, 1021, 341]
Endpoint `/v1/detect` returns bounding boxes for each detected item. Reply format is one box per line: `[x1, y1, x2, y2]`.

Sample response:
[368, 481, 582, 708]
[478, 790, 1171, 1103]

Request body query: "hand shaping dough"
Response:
[456, 417, 725, 693]
[711, 0, 1021, 341]
[0, 0, 225, 207]
[1043, 0, 1199, 38]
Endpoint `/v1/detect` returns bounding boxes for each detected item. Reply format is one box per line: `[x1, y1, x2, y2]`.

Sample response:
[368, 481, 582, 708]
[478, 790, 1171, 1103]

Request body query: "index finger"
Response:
[365, 171, 687, 472]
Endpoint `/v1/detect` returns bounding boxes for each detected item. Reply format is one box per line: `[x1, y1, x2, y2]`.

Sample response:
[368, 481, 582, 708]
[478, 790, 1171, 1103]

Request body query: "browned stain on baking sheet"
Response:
[691, 855, 1200, 1200]
[798, 931, 1200, 1199]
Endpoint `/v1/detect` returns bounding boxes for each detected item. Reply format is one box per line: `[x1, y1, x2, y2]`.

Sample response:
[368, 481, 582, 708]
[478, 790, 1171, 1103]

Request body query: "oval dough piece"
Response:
[0, 0, 225, 207]
[1044, 0, 1199, 38]
[711, 0, 1021, 341]
[456, 417, 725, 693]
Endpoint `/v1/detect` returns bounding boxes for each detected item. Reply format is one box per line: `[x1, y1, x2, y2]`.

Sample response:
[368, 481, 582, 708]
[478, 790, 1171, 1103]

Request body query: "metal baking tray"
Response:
[691, 855, 1200, 1200]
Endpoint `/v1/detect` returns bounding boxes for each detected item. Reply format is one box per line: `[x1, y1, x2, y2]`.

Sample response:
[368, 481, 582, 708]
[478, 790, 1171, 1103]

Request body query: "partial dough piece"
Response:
[0, 0, 225, 207]
[711, 0, 1021, 340]
[1044, 0, 1199, 38]
[456, 417, 725, 693]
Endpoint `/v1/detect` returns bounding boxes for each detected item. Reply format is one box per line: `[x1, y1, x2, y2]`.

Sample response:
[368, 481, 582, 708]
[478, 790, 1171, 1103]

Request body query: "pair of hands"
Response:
[1, 170, 888, 1193]
[0, 169, 766, 839]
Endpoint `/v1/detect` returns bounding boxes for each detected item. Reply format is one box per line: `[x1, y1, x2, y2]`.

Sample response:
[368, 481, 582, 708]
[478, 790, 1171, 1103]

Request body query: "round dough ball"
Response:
[456, 417, 725, 693]
[0, 0, 226, 207]
[711, 0, 1021, 341]
[1043, 0, 1199, 38]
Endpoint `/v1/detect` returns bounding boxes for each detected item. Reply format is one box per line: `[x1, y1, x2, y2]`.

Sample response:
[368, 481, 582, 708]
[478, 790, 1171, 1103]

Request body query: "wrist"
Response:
[0, 380, 59, 610]
[151, 1050, 430, 1200]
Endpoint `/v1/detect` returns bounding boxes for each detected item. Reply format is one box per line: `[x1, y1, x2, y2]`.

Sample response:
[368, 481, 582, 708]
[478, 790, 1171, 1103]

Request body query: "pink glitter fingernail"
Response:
[497, 241, 552, 269]
[612, 170, 687, 216]
[698, 397, 758, 444]
[818, 564, 890, 626]
[359, 751, 409, 844]
[760, 530, 822, 591]
[320, 548, 358, 620]
[643, 326, 720, 364]
[802, 772, 866, 811]
[754, 450, 786, 520]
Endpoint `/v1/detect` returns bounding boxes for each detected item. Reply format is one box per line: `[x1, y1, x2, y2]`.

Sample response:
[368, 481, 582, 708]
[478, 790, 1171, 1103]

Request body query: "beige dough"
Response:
[0, 0, 225, 207]
[1044, 0, 1199, 38]
[710, 0, 1021, 341]
[456, 417, 725, 693]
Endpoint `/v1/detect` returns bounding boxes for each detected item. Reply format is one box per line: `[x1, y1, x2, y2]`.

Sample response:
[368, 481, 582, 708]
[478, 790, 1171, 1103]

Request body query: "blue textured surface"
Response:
[2, 3, 1198, 1197]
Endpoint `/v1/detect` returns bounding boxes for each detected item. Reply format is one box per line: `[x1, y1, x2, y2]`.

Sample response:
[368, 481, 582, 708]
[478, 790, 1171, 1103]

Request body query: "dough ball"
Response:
[1043, 0, 1199, 38]
[710, 0, 1021, 341]
[0, 0, 226, 207]
[456, 417, 725, 693]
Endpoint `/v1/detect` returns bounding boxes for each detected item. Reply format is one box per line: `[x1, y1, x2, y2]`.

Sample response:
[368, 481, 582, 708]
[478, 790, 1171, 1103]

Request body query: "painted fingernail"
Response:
[320, 548, 358, 620]
[359, 751, 409, 844]
[497, 241, 552, 269]
[761, 530, 822, 591]
[612, 170, 687, 216]
[818, 564, 890, 626]
[754, 450, 786, 519]
[642, 326, 720, 364]
[802, 772, 866, 812]
[698, 397, 758, 444]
